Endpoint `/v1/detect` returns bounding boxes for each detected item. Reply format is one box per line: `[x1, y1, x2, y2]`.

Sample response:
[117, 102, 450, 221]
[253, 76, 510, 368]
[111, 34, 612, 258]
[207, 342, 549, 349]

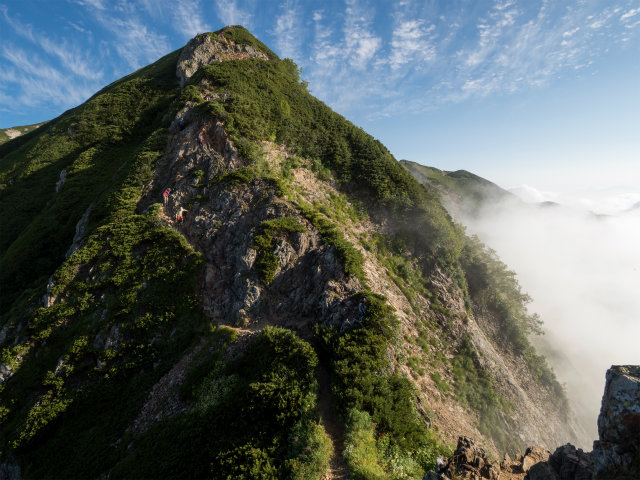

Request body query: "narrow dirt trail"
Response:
[317, 363, 350, 480]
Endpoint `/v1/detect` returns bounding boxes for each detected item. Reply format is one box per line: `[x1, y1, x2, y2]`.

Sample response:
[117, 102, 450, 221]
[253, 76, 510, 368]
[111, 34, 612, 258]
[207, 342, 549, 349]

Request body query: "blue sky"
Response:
[1, 0, 639, 204]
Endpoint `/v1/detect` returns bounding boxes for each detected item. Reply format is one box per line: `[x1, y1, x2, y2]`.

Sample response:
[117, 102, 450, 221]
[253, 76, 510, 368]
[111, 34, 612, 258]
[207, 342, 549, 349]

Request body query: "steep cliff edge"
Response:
[0, 26, 584, 478]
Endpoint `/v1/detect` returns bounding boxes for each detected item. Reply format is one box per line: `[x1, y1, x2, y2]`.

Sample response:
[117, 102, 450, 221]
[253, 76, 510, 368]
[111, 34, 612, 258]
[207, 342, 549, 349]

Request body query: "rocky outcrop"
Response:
[0, 460, 20, 480]
[526, 444, 594, 480]
[427, 436, 509, 479]
[55, 169, 66, 192]
[176, 30, 269, 87]
[428, 365, 640, 480]
[65, 204, 92, 258]
[592, 365, 640, 479]
[144, 103, 363, 333]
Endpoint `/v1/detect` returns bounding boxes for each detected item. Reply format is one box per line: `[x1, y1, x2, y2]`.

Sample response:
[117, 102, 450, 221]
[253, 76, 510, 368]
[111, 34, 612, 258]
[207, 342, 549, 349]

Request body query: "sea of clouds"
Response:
[458, 185, 640, 446]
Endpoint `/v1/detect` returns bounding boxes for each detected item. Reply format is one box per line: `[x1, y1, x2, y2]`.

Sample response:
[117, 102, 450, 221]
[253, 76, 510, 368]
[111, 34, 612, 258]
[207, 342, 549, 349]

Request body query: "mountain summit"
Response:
[0, 26, 583, 478]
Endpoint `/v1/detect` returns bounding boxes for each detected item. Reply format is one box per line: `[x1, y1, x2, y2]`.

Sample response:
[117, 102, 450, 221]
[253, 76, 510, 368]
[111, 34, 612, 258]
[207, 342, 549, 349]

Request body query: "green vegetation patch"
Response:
[193, 54, 463, 273]
[0, 212, 204, 477]
[217, 26, 278, 60]
[452, 336, 519, 453]
[0, 48, 180, 314]
[296, 200, 366, 286]
[318, 293, 450, 476]
[111, 327, 329, 480]
[252, 216, 306, 284]
[0, 122, 47, 146]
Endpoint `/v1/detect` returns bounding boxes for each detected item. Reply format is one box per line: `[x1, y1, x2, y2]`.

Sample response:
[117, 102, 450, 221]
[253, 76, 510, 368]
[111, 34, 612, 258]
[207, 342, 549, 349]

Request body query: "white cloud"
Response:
[389, 20, 436, 70]
[69, 0, 106, 10]
[1, 7, 103, 80]
[620, 8, 640, 21]
[214, 0, 253, 28]
[344, 0, 382, 69]
[273, 1, 301, 59]
[507, 184, 559, 203]
[301, 0, 640, 119]
[310, 10, 341, 69]
[175, 0, 210, 38]
[0, 46, 96, 109]
[68, 21, 89, 34]
[563, 27, 580, 37]
[94, 14, 170, 71]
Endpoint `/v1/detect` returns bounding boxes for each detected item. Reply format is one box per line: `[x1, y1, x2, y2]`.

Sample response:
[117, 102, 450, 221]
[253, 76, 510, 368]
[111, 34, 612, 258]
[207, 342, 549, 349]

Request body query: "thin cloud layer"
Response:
[214, 0, 253, 30]
[1, 0, 638, 125]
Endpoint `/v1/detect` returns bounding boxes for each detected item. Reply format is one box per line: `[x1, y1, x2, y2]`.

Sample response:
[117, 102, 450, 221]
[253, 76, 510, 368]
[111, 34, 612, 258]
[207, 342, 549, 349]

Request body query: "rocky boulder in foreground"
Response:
[425, 365, 640, 480]
[591, 365, 640, 479]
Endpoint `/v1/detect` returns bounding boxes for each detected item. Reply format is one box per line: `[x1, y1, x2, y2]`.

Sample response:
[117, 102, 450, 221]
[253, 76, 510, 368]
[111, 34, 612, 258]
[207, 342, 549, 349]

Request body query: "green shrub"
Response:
[286, 413, 332, 480]
[343, 409, 386, 480]
[252, 217, 305, 284]
[460, 235, 565, 404]
[296, 201, 366, 286]
[111, 327, 321, 479]
[213, 166, 255, 186]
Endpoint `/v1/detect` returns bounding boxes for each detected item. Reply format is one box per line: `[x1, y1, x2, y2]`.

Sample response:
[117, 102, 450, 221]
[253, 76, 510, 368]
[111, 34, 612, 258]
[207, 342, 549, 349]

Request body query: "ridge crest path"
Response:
[318, 363, 350, 480]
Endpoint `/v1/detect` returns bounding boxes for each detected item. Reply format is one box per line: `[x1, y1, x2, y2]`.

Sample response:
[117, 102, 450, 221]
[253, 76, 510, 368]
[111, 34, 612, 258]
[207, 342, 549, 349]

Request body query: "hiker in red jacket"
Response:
[162, 188, 171, 205]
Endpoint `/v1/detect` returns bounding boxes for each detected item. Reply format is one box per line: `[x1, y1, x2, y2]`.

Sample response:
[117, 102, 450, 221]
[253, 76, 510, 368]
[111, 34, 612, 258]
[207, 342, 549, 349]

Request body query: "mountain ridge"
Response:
[0, 26, 582, 479]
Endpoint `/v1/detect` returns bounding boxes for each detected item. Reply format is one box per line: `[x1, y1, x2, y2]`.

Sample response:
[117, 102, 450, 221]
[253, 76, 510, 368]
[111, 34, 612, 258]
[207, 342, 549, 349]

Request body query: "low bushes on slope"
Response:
[193, 55, 463, 273]
[0, 48, 180, 314]
[110, 326, 330, 480]
[318, 293, 451, 477]
[0, 210, 204, 477]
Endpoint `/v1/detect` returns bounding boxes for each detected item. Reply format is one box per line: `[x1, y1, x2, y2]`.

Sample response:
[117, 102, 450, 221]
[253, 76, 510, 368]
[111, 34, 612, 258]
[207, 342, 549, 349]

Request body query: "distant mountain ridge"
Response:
[400, 159, 517, 219]
[0, 122, 46, 145]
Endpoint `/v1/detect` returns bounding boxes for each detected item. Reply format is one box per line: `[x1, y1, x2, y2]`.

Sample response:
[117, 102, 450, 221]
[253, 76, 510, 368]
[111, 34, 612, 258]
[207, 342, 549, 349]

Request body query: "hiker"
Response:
[178, 118, 185, 130]
[198, 134, 204, 144]
[162, 188, 171, 205]
[176, 206, 187, 223]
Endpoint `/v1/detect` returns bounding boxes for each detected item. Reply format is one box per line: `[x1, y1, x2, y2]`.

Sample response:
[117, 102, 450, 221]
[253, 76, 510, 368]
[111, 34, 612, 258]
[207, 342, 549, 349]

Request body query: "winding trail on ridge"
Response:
[318, 363, 350, 480]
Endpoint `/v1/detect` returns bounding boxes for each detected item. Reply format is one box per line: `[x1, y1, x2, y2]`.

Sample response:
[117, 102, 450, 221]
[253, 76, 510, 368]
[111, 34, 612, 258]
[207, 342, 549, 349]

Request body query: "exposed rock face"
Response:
[428, 436, 506, 479]
[524, 366, 640, 480]
[526, 444, 594, 480]
[176, 30, 269, 87]
[592, 365, 640, 479]
[55, 169, 66, 192]
[65, 204, 92, 258]
[144, 102, 363, 334]
[523, 446, 552, 473]
[0, 460, 20, 480]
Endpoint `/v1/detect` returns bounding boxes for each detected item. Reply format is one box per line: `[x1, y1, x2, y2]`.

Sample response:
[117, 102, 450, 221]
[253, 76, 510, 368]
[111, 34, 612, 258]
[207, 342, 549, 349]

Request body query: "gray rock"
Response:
[522, 446, 551, 473]
[176, 31, 269, 87]
[66, 204, 93, 258]
[55, 169, 66, 192]
[0, 363, 13, 383]
[527, 461, 560, 480]
[0, 460, 21, 480]
[597, 365, 640, 448]
[42, 275, 57, 307]
[547, 444, 594, 480]
[592, 365, 640, 479]
[0, 325, 9, 344]
[423, 472, 443, 480]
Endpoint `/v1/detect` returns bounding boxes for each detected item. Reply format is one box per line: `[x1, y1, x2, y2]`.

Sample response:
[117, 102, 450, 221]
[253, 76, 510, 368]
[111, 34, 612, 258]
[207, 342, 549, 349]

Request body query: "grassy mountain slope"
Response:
[0, 26, 575, 479]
